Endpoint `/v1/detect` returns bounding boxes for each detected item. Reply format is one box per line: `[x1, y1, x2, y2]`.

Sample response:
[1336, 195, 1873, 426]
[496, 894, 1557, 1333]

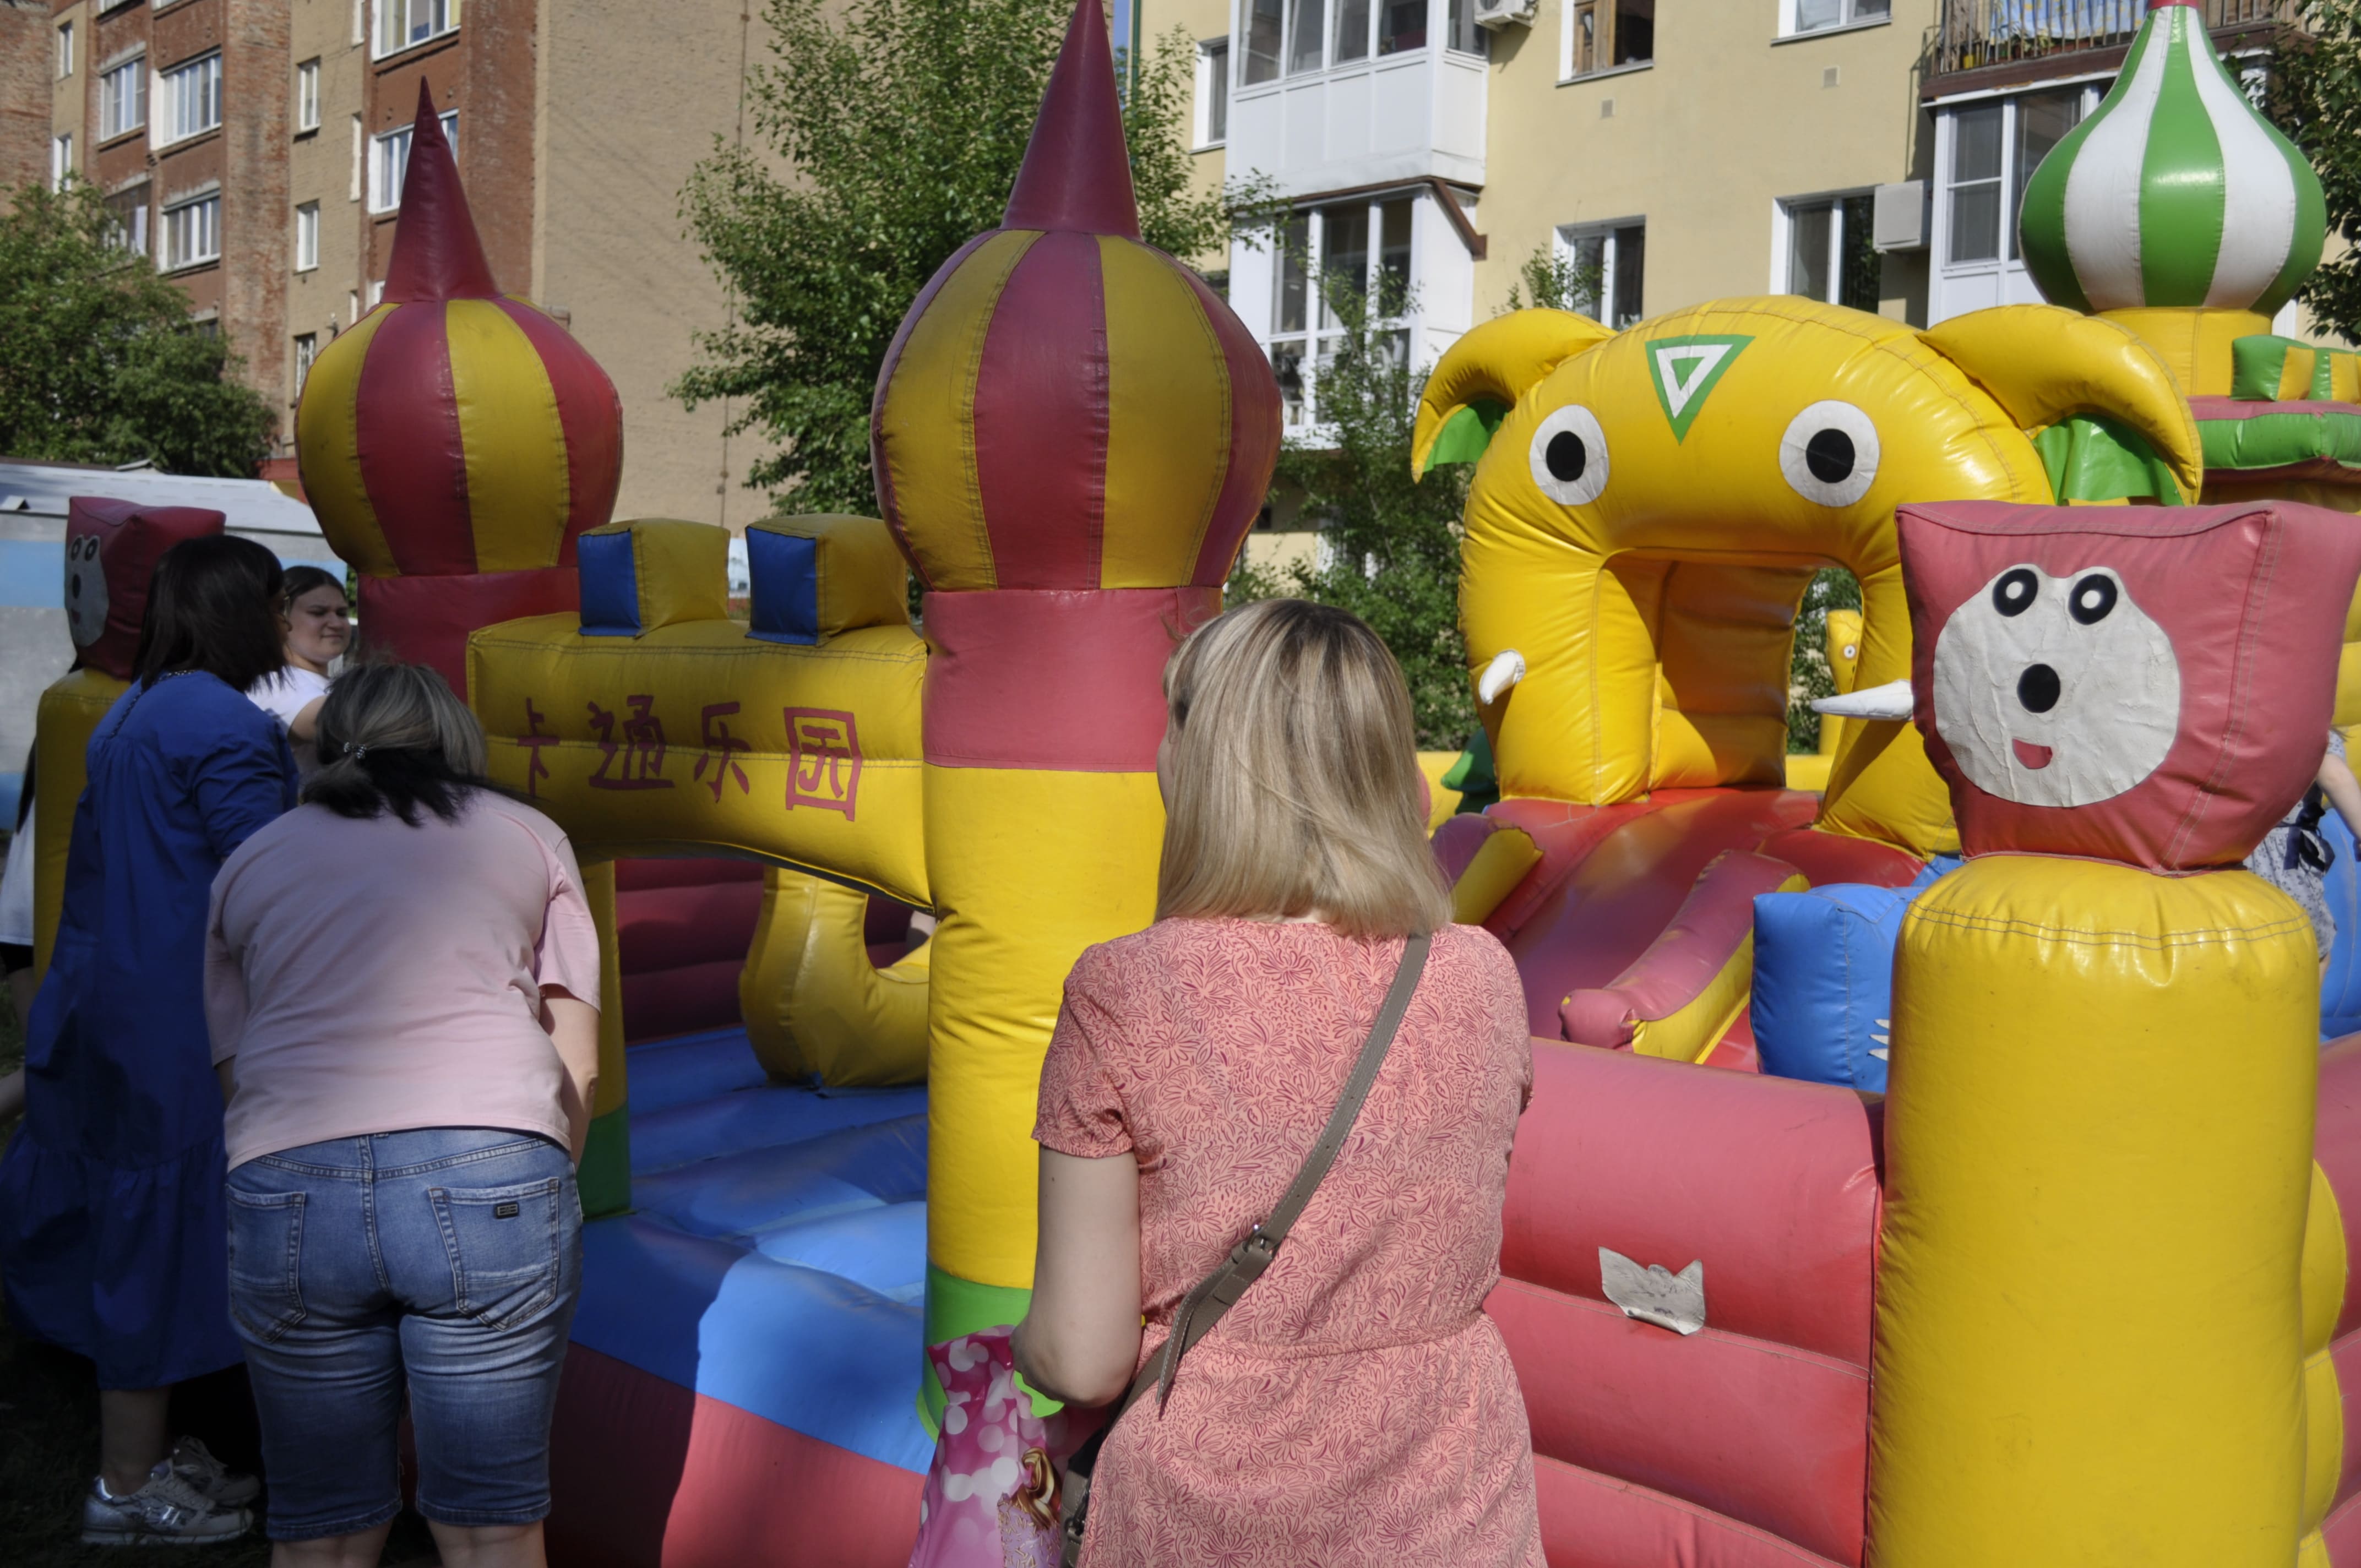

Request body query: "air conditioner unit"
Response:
[1873, 180, 1929, 253]
[1473, 0, 1537, 30]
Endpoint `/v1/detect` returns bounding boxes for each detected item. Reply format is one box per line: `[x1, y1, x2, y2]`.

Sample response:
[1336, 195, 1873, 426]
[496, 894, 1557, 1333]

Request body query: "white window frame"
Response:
[350, 114, 365, 201]
[57, 21, 73, 79]
[373, 0, 459, 62]
[369, 111, 456, 214]
[1777, 0, 1892, 37]
[1553, 219, 1645, 329]
[51, 134, 73, 192]
[296, 58, 321, 133]
[1195, 38, 1230, 148]
[154, 51, 223, 150]
[1265, 194, 1420, 431]
[1774, 189, 1878, 306]
[367, 277, 385, 309]
[352, 0, 366, 45]
[295, 201, 320, 271]
[99, 54, 146, 140]
[161, 190, 221, 271]
[293, 333, 319, 401]
[1929, 81, 2103, 306]
[105, 186, 151, 258]
[1238, 0, 1481, 91]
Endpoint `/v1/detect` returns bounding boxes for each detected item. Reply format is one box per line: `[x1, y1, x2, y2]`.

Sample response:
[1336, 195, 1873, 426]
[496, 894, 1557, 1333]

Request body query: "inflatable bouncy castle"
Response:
[222, 1, 2361, 1563]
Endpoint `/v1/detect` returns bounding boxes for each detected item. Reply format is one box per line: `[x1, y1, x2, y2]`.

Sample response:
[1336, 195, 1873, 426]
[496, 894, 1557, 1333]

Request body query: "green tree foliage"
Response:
[0, 183, 274, 476]
[1501, 243, 1602, 316]
[1228, 264, 1475, 750]
[1786, 567, 1862, 754]
[2270, 3, 2361, 345]
[677, 0, 1255, 513]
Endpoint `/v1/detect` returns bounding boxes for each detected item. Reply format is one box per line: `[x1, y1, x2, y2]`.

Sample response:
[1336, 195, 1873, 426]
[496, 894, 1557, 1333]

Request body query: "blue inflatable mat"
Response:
[751, 1199, 928, 1302]
[630, 1114, 928, 1242]
[572, 1215, 933, 1473]
[2323, 814, 2361, 1039]
[632, 1080, 927, 1176]
[1751, 862, 1954, 1093]
[624, 1028, 772, 1114]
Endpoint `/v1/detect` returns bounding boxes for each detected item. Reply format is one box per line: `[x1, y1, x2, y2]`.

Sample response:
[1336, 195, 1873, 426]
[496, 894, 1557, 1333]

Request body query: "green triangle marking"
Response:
[1646, 334, 1753, 443]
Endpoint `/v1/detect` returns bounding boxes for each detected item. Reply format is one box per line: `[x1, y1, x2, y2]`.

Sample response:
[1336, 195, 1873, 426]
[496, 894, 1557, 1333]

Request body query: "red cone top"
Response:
[383, 79, 499, 302]
[1002, 0, 1140, 238]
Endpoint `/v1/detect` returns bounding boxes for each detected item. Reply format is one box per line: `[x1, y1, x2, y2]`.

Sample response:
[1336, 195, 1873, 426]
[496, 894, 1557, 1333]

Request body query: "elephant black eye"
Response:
[1804, 428, 1854, 483]
[2069, 574, 2116, 625]
[1993, 568, 2038, 618]
[2018, 663, 2061, 714]
[1545, 431, 1587, 483]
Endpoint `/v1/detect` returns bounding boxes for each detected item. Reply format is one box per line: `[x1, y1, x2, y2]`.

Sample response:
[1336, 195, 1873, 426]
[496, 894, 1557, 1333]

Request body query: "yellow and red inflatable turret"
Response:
[869, 0, 1280, 1408]
[296, 80, 622, 689]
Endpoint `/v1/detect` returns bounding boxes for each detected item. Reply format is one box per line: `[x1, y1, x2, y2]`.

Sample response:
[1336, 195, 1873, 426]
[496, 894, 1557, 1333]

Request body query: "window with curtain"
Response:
[100, 57, 145, 139]
[163, 193, 221, 270]
[158, 52, 222, 145]
[376, 0, 457, 60]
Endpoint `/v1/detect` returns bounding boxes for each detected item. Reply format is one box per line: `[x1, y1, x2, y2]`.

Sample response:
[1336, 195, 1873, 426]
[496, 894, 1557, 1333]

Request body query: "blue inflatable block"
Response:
[2322, 813, 2361, 1039]
[624, 1028, 771, 1115]
[576, 529, 643, 636]
[750, 1200, 928, 1303]
[572, 1215, 932, 1473]
[632, 1081, 928, 1177]
[1751, 882, 1931, 1092]
[630, 1115, 928, 1241]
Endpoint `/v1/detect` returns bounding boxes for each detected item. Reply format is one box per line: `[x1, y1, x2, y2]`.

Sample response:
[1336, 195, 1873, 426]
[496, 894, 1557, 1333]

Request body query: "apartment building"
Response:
[18, 0, 768, 529]
[1156, 0, 2318, 434]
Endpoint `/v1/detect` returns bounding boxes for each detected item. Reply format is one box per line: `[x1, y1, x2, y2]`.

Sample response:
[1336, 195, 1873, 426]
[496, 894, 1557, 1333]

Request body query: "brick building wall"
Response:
[1, 1, 57, 194]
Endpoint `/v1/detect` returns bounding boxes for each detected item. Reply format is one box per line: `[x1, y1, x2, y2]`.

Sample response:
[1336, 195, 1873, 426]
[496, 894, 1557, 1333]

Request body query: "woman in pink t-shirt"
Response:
[1014, 600, 1543, 1567]
[205, 662, 600, 1568]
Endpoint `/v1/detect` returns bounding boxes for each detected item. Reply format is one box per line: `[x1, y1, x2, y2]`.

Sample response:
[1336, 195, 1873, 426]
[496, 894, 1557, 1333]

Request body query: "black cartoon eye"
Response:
[1545, 431, 1586, 483]
[1527, 405, 1609, 506]
[1993, 568, 2038, 618]
[2018, 663, 2061, 713]
[1778, 400, 1879, 507]
[2069, 573, 2117, 625]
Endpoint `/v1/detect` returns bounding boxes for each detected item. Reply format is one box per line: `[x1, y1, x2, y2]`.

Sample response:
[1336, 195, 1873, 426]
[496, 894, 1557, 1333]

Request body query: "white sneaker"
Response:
[81, 1461, 252, 1546]
[170, 1436, 262, 1508]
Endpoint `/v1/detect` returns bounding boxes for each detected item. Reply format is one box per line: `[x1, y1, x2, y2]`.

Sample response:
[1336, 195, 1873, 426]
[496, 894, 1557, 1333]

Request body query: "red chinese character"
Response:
[693, 701, 752, 803]
[588, 694, 676, 791]
[784, 708, 861, 820]
[516, 698, 558, 799]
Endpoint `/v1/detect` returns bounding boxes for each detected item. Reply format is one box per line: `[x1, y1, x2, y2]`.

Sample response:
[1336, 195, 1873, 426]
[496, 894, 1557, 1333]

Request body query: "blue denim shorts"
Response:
[225, 1128, 582, 1541]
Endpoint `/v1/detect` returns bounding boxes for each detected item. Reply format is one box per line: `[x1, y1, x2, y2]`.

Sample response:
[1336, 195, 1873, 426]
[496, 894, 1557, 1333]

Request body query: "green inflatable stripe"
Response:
[2232, 335, 2308, 401]
[917, 1264, 1039, 1430]
[2032, 413, 2183, 505]
[578, 1104, 632, 1218]
[2197, 407, 2361, 473]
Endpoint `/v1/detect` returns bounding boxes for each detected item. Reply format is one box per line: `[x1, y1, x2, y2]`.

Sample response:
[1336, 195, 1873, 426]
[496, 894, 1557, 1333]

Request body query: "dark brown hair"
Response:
[132, 535, 285, 693]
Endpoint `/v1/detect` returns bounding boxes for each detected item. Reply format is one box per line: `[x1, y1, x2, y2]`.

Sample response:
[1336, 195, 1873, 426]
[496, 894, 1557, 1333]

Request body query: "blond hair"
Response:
[1156, 598, 1450, 939]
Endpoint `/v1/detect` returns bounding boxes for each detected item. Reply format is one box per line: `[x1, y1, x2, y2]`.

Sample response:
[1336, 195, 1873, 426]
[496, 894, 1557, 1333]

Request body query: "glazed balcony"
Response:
[1927, 0, 2304, 96]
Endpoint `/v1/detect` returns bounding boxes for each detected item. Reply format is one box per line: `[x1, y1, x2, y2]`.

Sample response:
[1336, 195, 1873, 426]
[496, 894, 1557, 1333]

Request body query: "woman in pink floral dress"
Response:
[1013, 599, 1543, 1568]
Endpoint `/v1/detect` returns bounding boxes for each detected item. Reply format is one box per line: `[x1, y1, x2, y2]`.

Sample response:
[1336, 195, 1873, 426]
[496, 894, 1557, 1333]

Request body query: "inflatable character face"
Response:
[1900, 499, 2361, 869]
[1930, 562, 2181, 809]
[62, 497, 225, 680]
[1412, 298, 2201, 859]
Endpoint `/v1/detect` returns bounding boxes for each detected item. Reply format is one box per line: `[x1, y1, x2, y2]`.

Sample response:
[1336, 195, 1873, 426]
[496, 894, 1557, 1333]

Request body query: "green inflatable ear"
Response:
[1422, 401, 1510, 472]
[1411, 309, 1613, 480]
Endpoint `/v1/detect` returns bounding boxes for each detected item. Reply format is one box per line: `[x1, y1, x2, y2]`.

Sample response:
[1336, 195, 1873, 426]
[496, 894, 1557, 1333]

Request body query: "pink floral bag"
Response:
[907, 1327, 1095, 1568]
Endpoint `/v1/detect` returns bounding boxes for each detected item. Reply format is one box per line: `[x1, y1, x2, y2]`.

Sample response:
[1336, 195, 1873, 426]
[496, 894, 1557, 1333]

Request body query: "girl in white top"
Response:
[246, 567, 350, 775]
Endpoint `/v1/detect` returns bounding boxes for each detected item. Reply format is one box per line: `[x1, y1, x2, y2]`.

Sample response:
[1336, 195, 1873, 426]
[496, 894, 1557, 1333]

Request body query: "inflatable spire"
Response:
[295, 79, 623, 689]
[872, 0, 1281, 1418]
[2019, 0, 2325, 315]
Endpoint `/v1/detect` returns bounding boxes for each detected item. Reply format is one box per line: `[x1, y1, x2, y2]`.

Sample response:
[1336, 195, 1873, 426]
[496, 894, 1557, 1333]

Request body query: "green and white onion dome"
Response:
[2019, 0, 2324, 315]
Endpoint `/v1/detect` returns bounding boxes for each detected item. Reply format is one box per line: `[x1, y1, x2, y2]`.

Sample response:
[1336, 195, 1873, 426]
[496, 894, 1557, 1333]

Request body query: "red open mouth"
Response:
[2012, 738, 2054, 770]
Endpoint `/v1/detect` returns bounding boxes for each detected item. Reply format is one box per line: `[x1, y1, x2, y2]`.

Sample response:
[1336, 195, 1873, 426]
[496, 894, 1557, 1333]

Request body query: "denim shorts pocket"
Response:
[426, 1177, 564, 1331]
[225, 1187, 307, 1342]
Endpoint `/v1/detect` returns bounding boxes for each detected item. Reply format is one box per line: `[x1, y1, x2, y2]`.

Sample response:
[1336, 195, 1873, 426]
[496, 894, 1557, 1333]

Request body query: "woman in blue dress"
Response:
[0, 534, 297, 1546]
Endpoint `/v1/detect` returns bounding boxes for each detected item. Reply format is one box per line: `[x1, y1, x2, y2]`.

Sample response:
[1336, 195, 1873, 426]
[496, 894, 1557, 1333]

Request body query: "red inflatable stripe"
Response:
[614, 881, 764, 976]
[1531, 1455, 1851, 1568]
[2318, 1036, 2361, 1342]
[1490, 1279, 1868, 1567]
[1178, 264, 1282, 588]
[352, 303, 477, 575]
[361, 566, 578, 696]
[546, 1344, 920, 1568]
[971, 230, 1109, 589]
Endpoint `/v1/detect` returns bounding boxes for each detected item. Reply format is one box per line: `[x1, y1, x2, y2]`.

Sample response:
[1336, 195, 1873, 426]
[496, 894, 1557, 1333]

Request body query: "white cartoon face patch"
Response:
[63, 532, 108, 649]
[1930, 562, 2180, 808]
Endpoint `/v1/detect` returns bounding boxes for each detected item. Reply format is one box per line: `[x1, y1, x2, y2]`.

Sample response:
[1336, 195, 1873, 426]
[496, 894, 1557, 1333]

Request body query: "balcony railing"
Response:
[1932, 0, 2303, 80]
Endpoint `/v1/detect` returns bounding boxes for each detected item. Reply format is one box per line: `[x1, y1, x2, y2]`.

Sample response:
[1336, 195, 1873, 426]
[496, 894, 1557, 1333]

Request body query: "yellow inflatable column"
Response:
[1869, 495, 2361, 1566]
[30, 671, 127, 981]
[1872, 857, 2315, 1566]
[868, 0, 1280, 1417]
